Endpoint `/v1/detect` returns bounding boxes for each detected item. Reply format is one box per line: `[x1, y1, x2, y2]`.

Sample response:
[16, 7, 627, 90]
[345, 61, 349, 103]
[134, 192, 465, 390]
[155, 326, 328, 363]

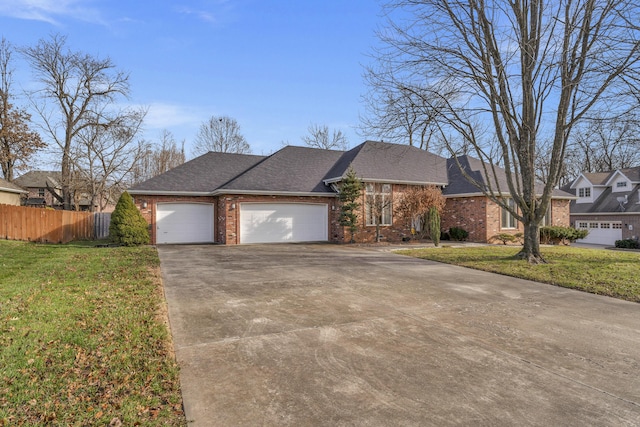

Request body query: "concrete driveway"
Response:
[157, 244, 640, 426]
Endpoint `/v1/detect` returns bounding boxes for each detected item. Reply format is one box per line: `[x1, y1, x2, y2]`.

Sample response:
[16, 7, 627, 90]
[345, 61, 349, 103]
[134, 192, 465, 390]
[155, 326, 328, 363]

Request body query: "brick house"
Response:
[129, 141, 574, 245]
[442, 156, 572, 243]
[568, 167, 640, 245]
[13, 171, 63, 208]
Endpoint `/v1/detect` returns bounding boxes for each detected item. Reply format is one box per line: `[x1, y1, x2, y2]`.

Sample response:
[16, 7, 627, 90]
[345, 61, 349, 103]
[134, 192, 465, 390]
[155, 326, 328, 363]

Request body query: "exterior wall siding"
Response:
[0, 192, 21, 206]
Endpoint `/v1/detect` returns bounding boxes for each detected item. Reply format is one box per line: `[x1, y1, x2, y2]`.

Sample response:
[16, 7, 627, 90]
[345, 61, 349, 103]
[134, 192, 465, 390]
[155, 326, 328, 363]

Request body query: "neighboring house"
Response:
[0, 177, 28, 206]
[14, 171, 64, 208]
[569, 167, 640, 245]
[13, 170, 111, 211]
[129, 140, 574, 245]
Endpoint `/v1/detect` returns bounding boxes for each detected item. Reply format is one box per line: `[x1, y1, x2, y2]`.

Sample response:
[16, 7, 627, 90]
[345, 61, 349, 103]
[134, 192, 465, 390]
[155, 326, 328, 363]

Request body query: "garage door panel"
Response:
[240, 203, 327, 244]
[157, 203, 214, 244]
[576, 222, 622, 246]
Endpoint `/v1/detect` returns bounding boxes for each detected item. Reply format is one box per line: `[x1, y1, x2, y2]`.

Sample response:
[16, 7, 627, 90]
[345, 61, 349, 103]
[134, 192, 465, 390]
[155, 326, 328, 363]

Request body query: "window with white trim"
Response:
[578, 222, 588, 229]
[612, 223, 623, 229]
[616, 181, 628, 188]
[578, 187, 591, 198]
[601, 223, 611, 229]
[365, 183, 392, 226]
[501, 198, 517, 229]
[541, 206, 551, 226]
[38, 188, 45, 197]
[589, 222, 599, 229]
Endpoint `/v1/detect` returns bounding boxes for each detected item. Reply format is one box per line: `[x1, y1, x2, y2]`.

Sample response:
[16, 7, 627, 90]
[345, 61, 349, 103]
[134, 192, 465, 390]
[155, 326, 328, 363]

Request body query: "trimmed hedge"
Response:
[615, 239, 640, 249]
[540, 226, 588, 244]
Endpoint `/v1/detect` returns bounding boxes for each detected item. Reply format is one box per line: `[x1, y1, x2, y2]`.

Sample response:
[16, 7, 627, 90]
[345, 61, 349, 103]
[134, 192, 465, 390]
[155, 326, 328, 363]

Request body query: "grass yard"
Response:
[0, 240, 185, 426]
[397, 245, 640, 303]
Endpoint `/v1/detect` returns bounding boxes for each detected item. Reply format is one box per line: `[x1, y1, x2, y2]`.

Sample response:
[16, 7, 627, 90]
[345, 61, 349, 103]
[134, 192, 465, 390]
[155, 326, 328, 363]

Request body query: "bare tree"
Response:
[72, 109, 147, 211]
[370, 0, 640, 263]
[192, 115, 250, 156]
[131, 129, 186, 184]
[0, 37, 45, 181]
[302, 124, 349, 150]
[22, 33, 134, 210]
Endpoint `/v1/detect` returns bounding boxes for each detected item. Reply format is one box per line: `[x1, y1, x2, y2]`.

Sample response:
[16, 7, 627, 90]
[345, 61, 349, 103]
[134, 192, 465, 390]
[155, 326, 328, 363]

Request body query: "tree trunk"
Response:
[516, 222, 545, 264]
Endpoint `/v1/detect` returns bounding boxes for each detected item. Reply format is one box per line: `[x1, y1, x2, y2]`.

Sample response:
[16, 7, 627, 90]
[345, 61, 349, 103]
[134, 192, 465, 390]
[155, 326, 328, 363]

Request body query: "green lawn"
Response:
[0, 240, 185, 426]
[397, 245, 640, 303]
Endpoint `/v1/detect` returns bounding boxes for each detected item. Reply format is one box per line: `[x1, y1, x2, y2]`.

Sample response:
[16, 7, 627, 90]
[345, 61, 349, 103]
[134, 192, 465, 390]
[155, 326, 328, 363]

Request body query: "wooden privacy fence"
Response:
[0, 204, 96, 244]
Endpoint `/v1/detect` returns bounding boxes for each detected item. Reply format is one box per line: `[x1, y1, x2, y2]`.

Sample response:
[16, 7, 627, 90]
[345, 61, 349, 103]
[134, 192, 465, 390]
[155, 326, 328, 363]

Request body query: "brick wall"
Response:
[442, 196, 490, 242]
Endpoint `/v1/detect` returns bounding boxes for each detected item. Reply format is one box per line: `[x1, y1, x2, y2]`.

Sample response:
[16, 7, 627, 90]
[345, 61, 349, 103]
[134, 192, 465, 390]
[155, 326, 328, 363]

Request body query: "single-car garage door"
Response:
[156, 203, 214, 244]
[575, 221, 623, 246]
[240, 203, 328, 244]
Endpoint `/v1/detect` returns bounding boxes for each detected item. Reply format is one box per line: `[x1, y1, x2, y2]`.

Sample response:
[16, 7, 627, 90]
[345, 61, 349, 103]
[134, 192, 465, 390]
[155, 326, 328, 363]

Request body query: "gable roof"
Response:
[0, 177, 27, 194]
[129, 151, 266, 195]
[14, 171, 62, 189]
[219, 146, 343, 195]
[324, 141, 448, 185]
[443, 156, 574, 199]
[571, 186, 640, 214]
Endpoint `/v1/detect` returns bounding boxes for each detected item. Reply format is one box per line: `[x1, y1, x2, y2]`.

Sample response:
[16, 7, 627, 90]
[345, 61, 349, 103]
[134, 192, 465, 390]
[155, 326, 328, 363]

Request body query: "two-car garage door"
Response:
[240, 203, 328, 244]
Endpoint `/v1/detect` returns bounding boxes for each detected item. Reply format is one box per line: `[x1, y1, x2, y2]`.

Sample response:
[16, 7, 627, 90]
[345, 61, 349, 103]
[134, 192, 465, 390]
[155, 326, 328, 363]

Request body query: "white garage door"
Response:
[575, 221, 622, 246]
[240, 203, 328, 244]
[156, 203, 214, 244]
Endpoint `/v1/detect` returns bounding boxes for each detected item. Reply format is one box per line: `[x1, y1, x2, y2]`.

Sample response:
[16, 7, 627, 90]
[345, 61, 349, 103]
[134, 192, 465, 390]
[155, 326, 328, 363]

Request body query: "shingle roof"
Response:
[129, 151, 266, 193]
[443, 156, 573, 198]
[14, 171, 62, 189]
[571, 186, 640, 214]
[0, 177, 27, 194]
[325, 141, 448, 185]
[581, 172, 613, 186]
[220, 146, 343, 193]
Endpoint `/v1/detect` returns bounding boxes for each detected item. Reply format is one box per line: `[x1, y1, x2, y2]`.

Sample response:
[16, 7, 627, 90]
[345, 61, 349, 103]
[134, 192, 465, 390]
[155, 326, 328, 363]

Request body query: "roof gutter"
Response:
[323, 176, 448, 187]
[444, 192, 577, 200]
[128, 190, 212, 196]
[212, 189, 338, 197]
[0, 186, 28, 194]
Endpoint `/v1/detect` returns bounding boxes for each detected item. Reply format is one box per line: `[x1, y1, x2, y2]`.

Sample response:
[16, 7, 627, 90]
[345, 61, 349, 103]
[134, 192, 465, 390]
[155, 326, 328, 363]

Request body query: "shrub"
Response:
[615, 239, 640, 249]
[109, 192, 150, 246]
[540, 226, 588, 244]
[449, 227, 469, 241]
[428, 206, 441, 246]
[492, 232, 523, 245]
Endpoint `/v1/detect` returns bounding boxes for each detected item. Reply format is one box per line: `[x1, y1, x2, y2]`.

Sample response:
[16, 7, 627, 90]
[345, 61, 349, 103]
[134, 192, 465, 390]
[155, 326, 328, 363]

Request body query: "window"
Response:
[601, 223, 610, 229]
[501, 198, 517, 229]
[616, 181, 628, 188]
[578, 222, 588, 229]
[365, 183, 392, 226]
[612, 223, 622, 229]
[578, 187, 591, 198]
[541, 206, 552, 226]
[589, 222, 599, 229]
[38, 188, 45, 197]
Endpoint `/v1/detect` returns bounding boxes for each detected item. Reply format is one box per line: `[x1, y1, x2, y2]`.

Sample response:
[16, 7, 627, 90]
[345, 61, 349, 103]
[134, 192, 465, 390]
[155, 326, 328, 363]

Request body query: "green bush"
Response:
[109, 192, 150, 246]
[449, 227, 469, 241]
[428, 206, 441, 246]
[615, 239, 640, 249]
[492, 232, 523, 245]
[540, 226, 588, 244]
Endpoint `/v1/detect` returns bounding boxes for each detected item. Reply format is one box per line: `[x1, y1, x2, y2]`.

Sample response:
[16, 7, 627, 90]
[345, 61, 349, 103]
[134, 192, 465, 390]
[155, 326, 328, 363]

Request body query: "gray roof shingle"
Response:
[443, 156, 573, 198]
[14, 171, 61, 189]
[220, 146, 343, 193]
[325, 141, 448, 185]
[129, 151, 266, 193]
[0, 177, 27, 194]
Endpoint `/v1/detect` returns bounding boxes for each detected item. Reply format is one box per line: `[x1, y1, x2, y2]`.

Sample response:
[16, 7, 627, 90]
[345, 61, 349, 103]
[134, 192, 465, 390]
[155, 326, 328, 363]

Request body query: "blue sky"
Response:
[0, 0, 385, 159]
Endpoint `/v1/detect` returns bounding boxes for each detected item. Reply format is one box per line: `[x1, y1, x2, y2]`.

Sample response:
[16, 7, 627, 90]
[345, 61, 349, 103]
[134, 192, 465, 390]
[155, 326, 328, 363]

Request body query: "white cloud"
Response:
[0, 0, 105, 25]
[143, 102, 205, 130]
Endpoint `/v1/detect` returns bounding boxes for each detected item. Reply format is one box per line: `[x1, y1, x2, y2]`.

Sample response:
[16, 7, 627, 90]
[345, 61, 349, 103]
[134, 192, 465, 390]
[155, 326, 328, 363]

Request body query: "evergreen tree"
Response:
[109, 191, 150, 246]
[428, 206, 441, 247]
[338, 168, 363, 243]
